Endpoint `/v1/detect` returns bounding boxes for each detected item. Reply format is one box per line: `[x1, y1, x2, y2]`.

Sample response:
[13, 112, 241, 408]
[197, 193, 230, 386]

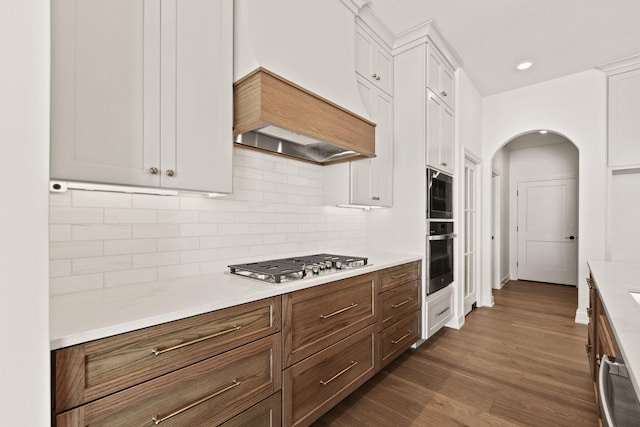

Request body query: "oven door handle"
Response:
[427, 233, 457, 241]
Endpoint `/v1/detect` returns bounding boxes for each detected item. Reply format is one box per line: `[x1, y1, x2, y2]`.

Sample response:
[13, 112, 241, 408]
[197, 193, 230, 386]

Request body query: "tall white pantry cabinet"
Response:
[51, 0, 233, 194]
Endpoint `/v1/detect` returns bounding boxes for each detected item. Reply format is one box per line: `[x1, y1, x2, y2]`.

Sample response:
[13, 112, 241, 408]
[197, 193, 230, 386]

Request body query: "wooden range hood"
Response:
[233, 67, 376, 165]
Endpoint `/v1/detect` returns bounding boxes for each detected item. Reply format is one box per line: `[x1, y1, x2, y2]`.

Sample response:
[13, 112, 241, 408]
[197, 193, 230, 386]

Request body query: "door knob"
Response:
[564, 235, 576, 240]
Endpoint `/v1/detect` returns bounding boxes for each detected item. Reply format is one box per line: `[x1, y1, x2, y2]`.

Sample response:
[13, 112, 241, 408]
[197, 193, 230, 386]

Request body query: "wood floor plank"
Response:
[313, 281, 599, 426]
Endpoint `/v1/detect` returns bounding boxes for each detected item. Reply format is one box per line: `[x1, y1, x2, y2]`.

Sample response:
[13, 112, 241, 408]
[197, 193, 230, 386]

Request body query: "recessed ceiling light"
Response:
[517, 61, 533, 71]
[539, 130, 548, 134]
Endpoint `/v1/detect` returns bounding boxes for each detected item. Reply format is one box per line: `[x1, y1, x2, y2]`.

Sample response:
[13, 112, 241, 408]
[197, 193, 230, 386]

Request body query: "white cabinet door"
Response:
[426, 90, 454, 175]
[355, 25, 393, 96]
[426, 45, 455, 110]
[51, 0, 232, 193]
[51, 0, 160, 187]
[160, 0, 233, 192]
[608, 68, 640, 167]
[351, 77, 393, 207]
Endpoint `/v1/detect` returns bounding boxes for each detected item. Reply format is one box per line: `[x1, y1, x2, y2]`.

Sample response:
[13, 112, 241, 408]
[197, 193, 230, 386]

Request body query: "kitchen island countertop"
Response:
[588, 260, 640, 401]
[50, 252, 421, 350]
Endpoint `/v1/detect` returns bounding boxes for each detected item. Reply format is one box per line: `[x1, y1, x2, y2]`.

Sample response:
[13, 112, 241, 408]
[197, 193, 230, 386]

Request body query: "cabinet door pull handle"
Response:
[436, 307, 450, 317]
[440, 90, 447, 97]
[151, 379, 241, 424]
[392, 297, 414, 309]
[441, 162, 448, 167]
[320, 303, 358, 319]
[320, 361, 358, 386]
[371, 196, 380, 201]
[372, 73, 381, 81]
[151, 325, 241, 356]
[149, 167, 159, 175]
[392, 330, 414, 345]
[391, 272, 408, 279]
[165, 169, 175, 177]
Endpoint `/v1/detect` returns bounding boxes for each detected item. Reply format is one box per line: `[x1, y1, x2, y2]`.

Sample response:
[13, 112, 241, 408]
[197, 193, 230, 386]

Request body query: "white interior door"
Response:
[517, 178, 578, 285]
[463, 159, 478, 314]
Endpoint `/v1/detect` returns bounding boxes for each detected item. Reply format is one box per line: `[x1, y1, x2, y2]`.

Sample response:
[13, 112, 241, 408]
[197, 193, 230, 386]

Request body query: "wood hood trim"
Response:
[233, 67, 376, 164]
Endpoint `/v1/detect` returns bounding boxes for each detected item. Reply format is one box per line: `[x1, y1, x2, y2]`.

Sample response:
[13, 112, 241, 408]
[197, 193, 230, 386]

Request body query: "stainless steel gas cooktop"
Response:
[228, 253, 368, 284]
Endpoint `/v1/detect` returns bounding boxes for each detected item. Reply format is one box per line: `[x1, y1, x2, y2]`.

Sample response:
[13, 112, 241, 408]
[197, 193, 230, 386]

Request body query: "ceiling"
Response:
[368, 0, 640, 96]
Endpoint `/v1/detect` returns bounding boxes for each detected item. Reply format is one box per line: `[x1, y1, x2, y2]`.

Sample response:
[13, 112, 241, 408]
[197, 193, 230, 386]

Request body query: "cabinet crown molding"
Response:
[598, 54, 640, 76]
[339, 0, 370, 15]
[392, 19, 463, 70]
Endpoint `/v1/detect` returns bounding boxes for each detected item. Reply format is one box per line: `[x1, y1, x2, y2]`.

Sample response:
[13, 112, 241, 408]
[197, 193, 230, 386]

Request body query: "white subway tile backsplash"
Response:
[200, 235, 235, 249]
[50, 241, 103, 259]
[73, 255, 132, 274]
[180, 223, 218, 237]
[133, 224, 180, 238]
[180, 248, 218, 263]
[104, 239, 157, 255]
[133, 194, 180, 210]
[50, 259, 72, 278]
[50, 273, 104, 295]
[133, 252, 180, 268]
[50, 225, 72, 242]
[105, 268, 157, 287]
[157, 237, 199, 252]
[49, 148, 367, 295]
[157, 210, 199, 224]
[72, 224, 131, 241]
[105, 208, 157, 224]
[73, 190, 132, 208]
[50, 207, 103, 224]
[157, 263, 200, 280]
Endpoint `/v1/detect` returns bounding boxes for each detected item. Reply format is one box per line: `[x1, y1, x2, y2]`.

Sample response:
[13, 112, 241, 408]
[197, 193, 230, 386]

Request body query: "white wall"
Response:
[0, 0, 50, 423]
[507, 140, 579, 280]
[50, 148, 368, 295]
[491, 147, 510, 286]
[482, 70, 607, 323]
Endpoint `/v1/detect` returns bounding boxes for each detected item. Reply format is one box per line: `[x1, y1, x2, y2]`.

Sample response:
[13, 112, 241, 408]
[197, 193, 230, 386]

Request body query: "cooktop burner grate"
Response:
[228, 253, 368, 284]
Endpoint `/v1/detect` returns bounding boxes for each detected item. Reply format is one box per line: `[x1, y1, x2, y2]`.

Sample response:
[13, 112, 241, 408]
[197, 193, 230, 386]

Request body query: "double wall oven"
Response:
[427, 168, 454, 295]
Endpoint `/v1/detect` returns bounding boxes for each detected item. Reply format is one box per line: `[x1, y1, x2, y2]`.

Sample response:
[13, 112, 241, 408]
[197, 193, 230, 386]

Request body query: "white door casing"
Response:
[463, 159, 478, 314]
[516, 178, 578, 285]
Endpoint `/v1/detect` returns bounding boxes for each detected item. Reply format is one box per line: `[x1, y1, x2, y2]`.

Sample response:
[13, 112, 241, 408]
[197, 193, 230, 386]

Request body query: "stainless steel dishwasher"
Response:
[599, 355, 640, 427]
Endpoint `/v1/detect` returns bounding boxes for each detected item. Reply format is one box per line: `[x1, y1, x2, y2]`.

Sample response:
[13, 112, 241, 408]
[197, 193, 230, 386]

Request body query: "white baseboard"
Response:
[575, 307, 589, 325]
[481, 295, 495, 307]
[446, 314, 465, 330]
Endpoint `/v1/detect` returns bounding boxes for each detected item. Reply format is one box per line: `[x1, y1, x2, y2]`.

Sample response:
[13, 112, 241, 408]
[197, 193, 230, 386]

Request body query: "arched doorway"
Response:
[491, 130, 580, 288]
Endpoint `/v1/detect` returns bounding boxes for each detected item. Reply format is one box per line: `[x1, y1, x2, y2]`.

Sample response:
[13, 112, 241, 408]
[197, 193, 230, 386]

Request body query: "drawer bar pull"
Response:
[320, 303, 358, 319]
[320, 361, 358, 386]
[392, 330, 415, 345]
[391, 272, 409, 279]
[392, 297, 414, 309]
[152, 379, 241, 424]
[436, 307, 450, 317]
[151, 325, 241, 356]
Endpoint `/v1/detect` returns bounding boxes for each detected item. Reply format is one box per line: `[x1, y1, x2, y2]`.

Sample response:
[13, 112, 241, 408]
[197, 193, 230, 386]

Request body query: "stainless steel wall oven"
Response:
[427, 221, 454, 295]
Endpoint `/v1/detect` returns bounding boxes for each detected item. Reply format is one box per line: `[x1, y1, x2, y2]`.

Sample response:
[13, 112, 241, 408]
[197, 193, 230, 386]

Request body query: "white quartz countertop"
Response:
[588, 260, 640, 400]
[50, 252, 421, 350]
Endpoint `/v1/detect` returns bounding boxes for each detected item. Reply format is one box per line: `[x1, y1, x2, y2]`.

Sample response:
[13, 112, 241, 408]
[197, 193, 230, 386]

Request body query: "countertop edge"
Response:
[588, 259, 640, 402]
[50, 252, 422, 350]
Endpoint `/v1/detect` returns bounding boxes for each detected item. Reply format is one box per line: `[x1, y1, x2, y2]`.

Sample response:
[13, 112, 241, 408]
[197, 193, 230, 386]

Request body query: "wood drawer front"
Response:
[220, 391, 281, 427]
[378, 279, 420, 331]
[283, 325, 376, 427]
[380, 261, 420, 292]
[379, 311, 420, 369]
[56, 334, 281, 427]
[283, 273, 376, 367]
[54, 296, 281, 413]
[427, 288, 452, 338]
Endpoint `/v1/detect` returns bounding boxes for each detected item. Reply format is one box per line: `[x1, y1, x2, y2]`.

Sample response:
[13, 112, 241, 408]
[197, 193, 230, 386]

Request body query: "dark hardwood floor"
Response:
[313, 280, 599, 426]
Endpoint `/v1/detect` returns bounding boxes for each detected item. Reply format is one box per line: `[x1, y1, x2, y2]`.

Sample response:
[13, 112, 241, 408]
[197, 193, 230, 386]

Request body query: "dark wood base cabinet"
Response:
[52, 261, 423, 427]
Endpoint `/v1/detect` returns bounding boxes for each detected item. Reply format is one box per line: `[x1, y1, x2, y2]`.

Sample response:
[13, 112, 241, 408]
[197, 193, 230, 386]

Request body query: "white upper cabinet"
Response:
[351, 77, 394, 207]
[355, 24, 394, 96]
[51, 0, 233, 193]
[608, 67, 640, 167]
[426, 90, 454, 175]
[426, 45, 455, 110]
